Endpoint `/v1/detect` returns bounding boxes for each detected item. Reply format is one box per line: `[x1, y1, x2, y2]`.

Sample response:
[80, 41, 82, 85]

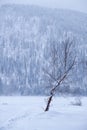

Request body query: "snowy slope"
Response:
[0, 4, 87, 96]
[0, 96, 87, 130]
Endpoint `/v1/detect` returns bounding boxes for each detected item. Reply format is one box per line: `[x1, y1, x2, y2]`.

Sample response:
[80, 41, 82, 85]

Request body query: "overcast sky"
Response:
[0, 0, 87, 13]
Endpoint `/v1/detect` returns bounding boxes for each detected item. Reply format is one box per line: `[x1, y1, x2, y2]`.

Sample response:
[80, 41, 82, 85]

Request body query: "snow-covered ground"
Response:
[0, 96, 87, 130]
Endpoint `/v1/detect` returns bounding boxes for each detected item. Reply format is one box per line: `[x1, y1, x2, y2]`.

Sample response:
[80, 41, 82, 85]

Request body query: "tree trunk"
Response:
[45, 93, 53, 111]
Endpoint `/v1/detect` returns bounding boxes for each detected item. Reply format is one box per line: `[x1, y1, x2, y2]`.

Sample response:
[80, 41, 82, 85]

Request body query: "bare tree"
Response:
[44, 33, 76, 111]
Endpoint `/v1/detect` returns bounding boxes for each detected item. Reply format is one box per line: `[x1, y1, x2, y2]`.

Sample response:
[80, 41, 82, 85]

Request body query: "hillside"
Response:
[0, 4, 87, 95]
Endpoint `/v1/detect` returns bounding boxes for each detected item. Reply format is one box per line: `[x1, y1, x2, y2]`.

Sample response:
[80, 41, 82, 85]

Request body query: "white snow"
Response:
[0, 96, 87, 130]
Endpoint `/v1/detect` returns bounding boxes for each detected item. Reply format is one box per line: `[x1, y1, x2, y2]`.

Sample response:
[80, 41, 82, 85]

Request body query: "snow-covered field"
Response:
[0, 96, 87, 130]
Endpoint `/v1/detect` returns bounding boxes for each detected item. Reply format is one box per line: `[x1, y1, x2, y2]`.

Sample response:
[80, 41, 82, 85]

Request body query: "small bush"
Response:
[70, 97, 82, 106]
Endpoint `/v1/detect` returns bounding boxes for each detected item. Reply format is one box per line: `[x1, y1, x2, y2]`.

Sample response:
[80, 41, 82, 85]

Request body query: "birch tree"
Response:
[44, 33, 76, 111]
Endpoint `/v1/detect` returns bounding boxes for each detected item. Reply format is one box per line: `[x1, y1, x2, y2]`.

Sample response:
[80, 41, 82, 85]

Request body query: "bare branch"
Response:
[43, 68, 57, 81]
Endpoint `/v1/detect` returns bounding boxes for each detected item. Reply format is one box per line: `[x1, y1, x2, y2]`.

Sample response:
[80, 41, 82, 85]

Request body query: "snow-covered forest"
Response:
[0, 4, 87, 96]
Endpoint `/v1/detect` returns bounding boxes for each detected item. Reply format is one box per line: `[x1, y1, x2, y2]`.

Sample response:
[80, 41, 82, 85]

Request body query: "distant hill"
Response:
[0, 4, 87, 42]
[0, 4, 87, 95]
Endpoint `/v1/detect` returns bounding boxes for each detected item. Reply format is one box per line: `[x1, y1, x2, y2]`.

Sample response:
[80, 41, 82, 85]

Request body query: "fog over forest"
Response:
[0, 4, 87, 96]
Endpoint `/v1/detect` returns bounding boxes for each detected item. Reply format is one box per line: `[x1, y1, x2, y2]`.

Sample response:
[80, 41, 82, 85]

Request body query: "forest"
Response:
[0, 4, 87, 95]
